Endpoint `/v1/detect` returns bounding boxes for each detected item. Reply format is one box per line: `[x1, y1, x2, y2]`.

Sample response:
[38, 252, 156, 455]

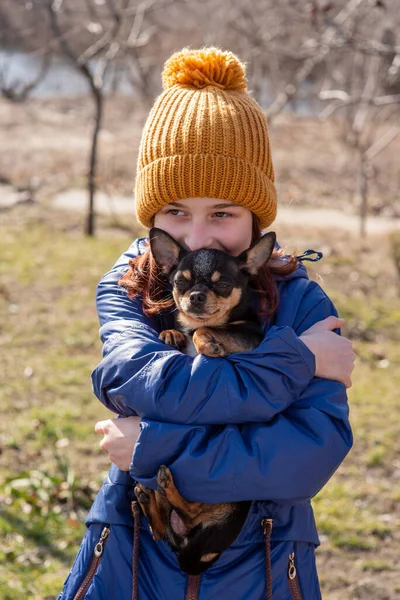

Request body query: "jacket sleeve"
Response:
[128, 294, 353, 504]
[91, 244, 317, 425]
[130, 375, 352, 504]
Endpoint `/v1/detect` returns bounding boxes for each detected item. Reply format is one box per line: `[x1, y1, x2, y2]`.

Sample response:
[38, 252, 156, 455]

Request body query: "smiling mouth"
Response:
[185, 309, 219, 319]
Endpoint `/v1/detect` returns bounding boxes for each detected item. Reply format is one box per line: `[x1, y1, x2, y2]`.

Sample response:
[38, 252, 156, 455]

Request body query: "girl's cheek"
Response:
[222, 230, 252, 254]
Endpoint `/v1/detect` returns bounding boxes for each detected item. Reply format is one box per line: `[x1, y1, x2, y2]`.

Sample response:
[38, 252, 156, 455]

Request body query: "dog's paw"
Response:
[159, 329, 186, 350]
[192, 328, 227, 357]
[134, 484, 153, 504]
[157, 465, 174, 496]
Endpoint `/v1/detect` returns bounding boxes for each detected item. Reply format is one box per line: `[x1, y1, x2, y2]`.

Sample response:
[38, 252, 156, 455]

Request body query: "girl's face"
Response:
[153, 197, 253, 256]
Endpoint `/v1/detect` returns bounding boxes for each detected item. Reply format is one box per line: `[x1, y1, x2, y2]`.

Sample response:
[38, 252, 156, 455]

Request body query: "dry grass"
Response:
[0, 202, 399, 598]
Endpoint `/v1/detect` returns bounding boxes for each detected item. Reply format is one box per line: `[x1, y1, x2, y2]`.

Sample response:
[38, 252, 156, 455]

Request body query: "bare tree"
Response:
[1, 0, 398, 234]
[44, 0, 198, 235]
[224, 0, 399, 233]
[318, 10, 400, 236]
[0, 52, 52, 101]
[45, 0, 127, 236]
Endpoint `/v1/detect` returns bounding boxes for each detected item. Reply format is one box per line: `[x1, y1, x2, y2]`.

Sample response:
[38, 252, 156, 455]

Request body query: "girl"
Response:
[58, 47, 354, 600]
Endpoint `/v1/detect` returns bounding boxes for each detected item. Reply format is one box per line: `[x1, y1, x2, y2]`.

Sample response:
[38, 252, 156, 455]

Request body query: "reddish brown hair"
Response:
[119, 216, 298, 321]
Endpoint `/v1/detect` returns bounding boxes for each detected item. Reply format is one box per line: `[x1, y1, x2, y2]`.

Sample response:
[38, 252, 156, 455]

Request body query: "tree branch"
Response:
[266, 0, 367, 119]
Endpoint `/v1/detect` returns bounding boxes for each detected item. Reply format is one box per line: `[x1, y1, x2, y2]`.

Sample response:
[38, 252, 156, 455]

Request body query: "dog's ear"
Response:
[237, 232, 276, 275]
[149, 228, 186, 276]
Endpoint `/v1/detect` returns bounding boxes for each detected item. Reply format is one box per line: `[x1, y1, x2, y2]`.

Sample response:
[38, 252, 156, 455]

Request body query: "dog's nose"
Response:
[190, 291, 206, 305]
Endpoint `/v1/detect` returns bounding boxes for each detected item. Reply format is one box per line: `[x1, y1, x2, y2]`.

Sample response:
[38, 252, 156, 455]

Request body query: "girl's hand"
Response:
[95, 416, 142, 471]
[300, 316, 356, 388]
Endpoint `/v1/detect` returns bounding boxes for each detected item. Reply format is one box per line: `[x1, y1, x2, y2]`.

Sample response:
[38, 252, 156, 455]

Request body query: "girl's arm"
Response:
[94, 242, 352, 502]
[91, 241, 326, 425]
[130, 375, 352, 504]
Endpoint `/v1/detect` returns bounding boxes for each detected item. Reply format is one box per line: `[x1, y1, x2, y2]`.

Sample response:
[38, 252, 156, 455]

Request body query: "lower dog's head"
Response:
[149, 227, 276, 330]
[165, 503, 251, 575]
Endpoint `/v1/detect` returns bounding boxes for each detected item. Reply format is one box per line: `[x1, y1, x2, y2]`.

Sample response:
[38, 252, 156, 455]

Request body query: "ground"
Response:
[0, 95, 399, 599]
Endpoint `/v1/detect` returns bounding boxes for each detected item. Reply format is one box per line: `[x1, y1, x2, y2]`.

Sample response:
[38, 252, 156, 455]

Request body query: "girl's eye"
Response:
[166, 209, 184, 216]
[213, 211, 232, 218]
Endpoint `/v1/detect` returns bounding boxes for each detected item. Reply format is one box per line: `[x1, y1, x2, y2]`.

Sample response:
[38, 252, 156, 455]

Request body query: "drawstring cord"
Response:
[296, 249, 323, 262]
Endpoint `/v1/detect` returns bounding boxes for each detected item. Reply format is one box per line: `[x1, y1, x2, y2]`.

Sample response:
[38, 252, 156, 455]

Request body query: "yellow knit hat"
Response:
[134, 47, 277, 229]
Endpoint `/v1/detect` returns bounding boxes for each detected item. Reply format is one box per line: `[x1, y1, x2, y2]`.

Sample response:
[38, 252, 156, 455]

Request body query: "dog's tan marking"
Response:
[229, 287, 242, 308]
[176, 270, 191, 281]
[178, 311, 229, 330]
[134, 484, 169, 541]
[157, 466, 203, 527]
[159, 329, 186, 350]
[156, 466, 238, 530]
[193, 325, 257, 356]
[176, 289, 227, 328]
[200, 553, 219, 562]
[172, 289, 183, 312]
[176, 288, 242, 329]
[193, 328, 227, 357]
[211, 271, 221, 282]
[199, 503, 236, 524]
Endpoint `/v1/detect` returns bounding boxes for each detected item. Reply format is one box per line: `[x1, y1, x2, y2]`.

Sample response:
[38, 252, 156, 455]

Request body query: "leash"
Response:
[131, 501, 141, 600]
[262, 518, 273, 600]
[185, 574, 201, 600]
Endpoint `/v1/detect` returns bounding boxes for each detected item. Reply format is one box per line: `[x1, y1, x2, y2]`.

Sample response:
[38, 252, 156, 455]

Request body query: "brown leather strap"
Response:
[262, 518, 273, 600]
[185, 574, 201, 600]
[131, 501, 141, 600]
[288, 550, 304, 600]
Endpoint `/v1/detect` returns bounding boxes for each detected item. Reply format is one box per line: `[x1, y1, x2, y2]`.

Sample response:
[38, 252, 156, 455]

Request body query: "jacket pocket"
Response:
[287, 551, 303, 600]
[73, 526, 110, 600]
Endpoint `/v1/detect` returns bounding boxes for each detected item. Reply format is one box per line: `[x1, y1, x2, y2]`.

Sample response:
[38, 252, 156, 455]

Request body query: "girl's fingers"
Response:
[95, 420, 110, 434]
[323, 316, 345, 330]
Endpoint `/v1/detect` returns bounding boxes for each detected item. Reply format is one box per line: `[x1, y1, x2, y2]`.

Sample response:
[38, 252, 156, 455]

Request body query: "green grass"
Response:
[313, 341, 400, 552]
[0, 206, 399, 599]
[0, 207, 140, 598]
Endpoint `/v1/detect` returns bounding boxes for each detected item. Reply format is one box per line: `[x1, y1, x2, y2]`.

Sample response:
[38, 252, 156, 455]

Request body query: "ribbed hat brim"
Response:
[135, 154, 277, 229]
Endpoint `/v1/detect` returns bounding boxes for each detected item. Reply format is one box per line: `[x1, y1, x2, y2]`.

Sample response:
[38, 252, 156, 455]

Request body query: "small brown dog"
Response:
[133, 227, 276, 575]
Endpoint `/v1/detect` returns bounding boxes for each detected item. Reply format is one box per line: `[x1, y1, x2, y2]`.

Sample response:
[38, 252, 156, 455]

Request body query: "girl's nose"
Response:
[184, 226, 213, 251]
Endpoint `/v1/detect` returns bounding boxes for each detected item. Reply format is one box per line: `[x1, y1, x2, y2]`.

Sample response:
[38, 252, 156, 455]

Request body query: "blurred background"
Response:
[0, 1, 399, 598]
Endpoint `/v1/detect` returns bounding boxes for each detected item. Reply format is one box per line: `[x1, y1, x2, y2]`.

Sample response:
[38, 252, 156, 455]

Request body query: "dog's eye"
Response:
[215, 282, 232, 291]
[175, 277, 189, 286]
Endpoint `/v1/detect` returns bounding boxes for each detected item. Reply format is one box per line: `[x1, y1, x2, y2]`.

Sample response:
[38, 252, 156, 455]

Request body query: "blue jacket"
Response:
[87, 236, 352, 552]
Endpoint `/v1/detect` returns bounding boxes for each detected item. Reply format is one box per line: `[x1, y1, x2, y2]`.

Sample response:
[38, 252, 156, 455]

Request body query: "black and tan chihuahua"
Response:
[133, 227, 276, 575]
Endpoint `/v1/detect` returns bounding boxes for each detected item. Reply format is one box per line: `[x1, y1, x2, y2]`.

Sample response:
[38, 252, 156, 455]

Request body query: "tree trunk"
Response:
[86, 89, 103, 237]
[358, 150, 369, 238]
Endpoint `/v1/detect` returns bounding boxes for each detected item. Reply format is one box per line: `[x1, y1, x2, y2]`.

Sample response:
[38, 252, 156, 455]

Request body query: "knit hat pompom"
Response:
[162, 47, 247, 91]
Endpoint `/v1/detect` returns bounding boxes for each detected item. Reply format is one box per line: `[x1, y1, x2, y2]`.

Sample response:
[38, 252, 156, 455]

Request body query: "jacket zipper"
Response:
[73, 526, 110, 600]
[288, 551, 303, 600]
